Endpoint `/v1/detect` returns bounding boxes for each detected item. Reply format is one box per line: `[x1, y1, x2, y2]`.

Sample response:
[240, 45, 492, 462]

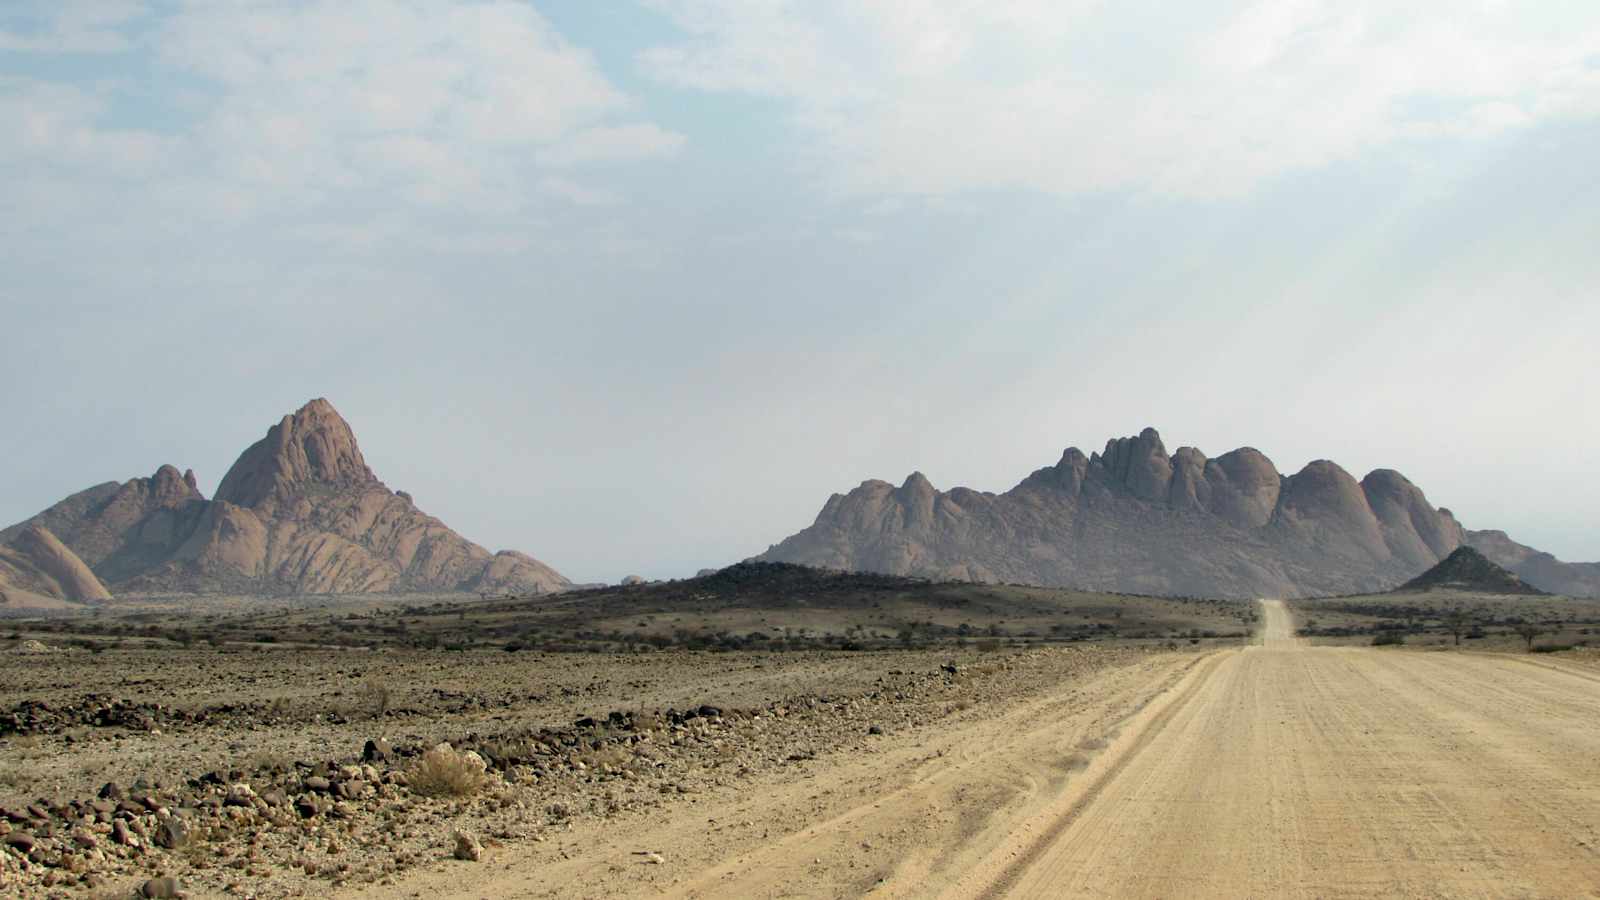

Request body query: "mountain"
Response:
[1460, 529, 1600, 598]
[1, 399, 569, 599]
[1396, 546, 1545, 595]
[0, 525, 111, 609]
[758, 428, 1597, 599]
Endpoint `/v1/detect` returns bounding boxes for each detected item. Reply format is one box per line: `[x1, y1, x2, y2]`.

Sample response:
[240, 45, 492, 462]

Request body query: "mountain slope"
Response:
[759, 428, 1595, 598]
[1462, 529, 1600, 598]
[0, 525, 111, 605]
[1396, 546, 1545, 595]
[2, 399, 569, 597]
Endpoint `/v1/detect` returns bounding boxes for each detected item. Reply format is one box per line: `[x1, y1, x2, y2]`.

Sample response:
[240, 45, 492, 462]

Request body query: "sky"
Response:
[3, 1, 1599, 583]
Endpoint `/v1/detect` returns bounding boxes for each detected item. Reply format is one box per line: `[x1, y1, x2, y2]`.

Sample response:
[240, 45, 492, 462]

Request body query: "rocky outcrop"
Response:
[0, 525, 111, 604]
[759, 428, 1594, 598]
[3, 399, 570, 598]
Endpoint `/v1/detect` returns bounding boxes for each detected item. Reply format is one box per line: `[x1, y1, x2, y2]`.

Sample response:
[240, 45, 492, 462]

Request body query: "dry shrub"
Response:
[577, 745, 633, 771]
[361, 679, 394, 718]
[406, 747, 486, 798]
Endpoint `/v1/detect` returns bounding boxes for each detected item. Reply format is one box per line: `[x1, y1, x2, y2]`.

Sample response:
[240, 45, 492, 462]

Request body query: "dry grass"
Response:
[405, 747, 486, 798]
[576, 745, 633, 771]
[361, 679, 394, 719]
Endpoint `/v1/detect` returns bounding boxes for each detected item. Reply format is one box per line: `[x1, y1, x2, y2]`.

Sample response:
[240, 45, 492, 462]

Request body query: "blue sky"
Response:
[3, 1, 1599, 582]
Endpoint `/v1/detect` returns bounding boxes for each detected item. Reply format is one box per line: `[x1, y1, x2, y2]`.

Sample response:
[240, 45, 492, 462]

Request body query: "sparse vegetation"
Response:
[361, 678, 394, 718]
[405, 746, 487, 798]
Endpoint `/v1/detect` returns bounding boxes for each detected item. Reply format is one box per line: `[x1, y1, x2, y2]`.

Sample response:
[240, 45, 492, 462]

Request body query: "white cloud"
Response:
[0, 78, 173, 175]
[540, 124, 687, 166]
[538, 176, 623, 207]
[1, 1, 683, 244]
[641, 0, 1600, 198]
[0, 1, 147, 54]
[153, 0, 681, 203]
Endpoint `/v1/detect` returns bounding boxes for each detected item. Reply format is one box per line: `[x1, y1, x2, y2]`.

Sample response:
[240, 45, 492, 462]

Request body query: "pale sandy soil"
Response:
[365, 599, 1600, 899]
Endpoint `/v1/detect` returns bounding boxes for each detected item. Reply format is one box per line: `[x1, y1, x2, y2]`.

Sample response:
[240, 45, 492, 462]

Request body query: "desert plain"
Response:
[5, 570, 1600, 898]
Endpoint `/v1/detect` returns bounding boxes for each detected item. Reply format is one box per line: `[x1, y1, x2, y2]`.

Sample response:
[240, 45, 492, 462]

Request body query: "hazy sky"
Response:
[4, 1, 1599, 583]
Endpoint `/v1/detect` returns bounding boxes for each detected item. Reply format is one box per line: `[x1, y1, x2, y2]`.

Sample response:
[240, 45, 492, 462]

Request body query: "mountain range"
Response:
[758, 428, 1600, 599]
[0, 399, 568, 605]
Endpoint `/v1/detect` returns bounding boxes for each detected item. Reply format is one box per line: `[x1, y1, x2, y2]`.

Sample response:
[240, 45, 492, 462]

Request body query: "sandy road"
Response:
[357, 602, 1600, 899]
[953, 599, 1600, 898]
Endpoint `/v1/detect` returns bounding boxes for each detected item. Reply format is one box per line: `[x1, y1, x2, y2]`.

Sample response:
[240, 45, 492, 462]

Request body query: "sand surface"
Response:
[356, 598, 1600, 898]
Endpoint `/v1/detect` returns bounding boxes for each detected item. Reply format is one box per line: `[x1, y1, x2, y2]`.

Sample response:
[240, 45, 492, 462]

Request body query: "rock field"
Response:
[0, 641, 1159, 897]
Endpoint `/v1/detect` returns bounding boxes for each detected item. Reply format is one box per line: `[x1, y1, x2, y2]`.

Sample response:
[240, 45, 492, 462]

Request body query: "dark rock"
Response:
[302, 776, 331, 794]
[112, 820, 133, 845]
[154, 818, 189, 850]
[697, 705, 722, 718]
[140, 875, 182, 898]
[362, 738, 391, 762]
[3, 831, 36, 853]
[293, 795, 318, 819]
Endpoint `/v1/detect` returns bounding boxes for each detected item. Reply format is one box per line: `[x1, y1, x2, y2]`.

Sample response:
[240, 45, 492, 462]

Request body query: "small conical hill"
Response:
[1396, 546, 1546, 595]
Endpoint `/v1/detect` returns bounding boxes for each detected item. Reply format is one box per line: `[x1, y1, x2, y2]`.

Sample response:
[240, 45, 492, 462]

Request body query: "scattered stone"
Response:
[140, 875, 182, 898]
[302, 776, 331, 794]
[453, 830, 483, 862]
[363, 738, 392, 762]
[867, 724, 885, 735]
[155, 818, 189, 850]
[4, 832, 36, 853]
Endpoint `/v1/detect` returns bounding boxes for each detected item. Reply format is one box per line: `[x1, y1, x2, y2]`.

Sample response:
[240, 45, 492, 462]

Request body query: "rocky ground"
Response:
[0, 637, 1185, 898]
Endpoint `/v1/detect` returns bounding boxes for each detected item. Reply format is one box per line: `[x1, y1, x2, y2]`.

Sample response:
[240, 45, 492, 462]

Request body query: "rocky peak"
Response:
[214, 398, 376, 512]
[1098, 427, 1174, 502]
[150, 464, 203, 506]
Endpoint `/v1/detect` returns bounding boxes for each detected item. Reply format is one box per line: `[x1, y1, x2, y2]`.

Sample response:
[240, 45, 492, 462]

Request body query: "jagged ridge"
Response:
[758, 428, 1598, 598]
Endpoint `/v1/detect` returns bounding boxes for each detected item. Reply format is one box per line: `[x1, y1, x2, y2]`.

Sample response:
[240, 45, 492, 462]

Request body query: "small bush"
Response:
[1372, 631, 1406, 646]
[1531, 643, 1575, 654]
[406, 747, 486, 798]
[361, 679, 393, 718]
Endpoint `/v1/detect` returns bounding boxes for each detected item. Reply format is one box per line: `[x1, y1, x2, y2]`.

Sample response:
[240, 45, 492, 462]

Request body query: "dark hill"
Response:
[1396, 546, 1547, 595]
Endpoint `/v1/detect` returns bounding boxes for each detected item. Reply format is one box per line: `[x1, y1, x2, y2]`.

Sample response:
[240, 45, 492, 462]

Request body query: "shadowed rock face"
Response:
[2, 399, 569, 598]
[759, 428, 1598, 598]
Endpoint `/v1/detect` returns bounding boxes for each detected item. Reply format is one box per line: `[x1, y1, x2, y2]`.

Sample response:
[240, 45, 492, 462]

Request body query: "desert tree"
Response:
[1441, 608, 1474, 646]
[1514, 623, 1546, 651]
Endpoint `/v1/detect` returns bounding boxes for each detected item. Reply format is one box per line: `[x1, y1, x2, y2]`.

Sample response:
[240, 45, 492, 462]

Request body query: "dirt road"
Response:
[358, 601, 1600, 898]
[952, 599, 1600, 898]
